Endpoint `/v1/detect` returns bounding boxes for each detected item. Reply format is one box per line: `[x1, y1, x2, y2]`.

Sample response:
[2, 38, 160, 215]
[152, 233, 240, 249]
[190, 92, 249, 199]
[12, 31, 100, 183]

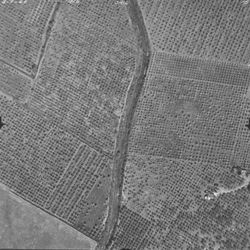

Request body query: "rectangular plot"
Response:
[152, 52, 250, 86]
[129, 72, 246, 163]
[51, 146, 92, 213]
[45, 143, 90, 210]
[112, 206, 152, 250]
[56, 150, 99, 217]
[70, 143, 87, 167]
[144, 0, 250, 64]
[0, 1, 55, 73]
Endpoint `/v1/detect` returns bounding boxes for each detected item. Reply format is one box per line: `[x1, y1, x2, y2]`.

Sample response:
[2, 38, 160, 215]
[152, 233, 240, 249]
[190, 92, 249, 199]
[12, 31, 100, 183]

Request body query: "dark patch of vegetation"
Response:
[245, 118, 250, 130]
[0, 116, 5, 129]
[231, 165, 243, 176]
[247, 183, 250, 192]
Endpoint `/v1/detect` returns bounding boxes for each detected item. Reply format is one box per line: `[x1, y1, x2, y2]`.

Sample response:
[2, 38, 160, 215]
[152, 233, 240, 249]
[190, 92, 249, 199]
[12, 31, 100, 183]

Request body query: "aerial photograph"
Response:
[1, 0, 250, 249]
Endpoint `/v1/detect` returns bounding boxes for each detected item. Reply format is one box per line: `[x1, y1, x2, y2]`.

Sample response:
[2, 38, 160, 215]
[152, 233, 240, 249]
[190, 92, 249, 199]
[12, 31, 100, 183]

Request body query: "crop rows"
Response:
[151, 52, 250, 87]
[139, 0, 250, 64]
[122, 153, 249, 248]
[42, 141, 112, 241]
[110, 206, 152, 250]
[28, 2, 137, 156]
[123, 154, 217, 224]
[117, 47, 250, 248]
[0, 95, 79, 200]
[0, 0, 139, 244]
[129, 69, 246, 164]
[67, 0, 137, 47]
[231, 99, 250, 170]
[45, 143, 106, 214]
[0, 0, 55, 74]
[69, 161, 111, 240]
[0, 94, 113, 241]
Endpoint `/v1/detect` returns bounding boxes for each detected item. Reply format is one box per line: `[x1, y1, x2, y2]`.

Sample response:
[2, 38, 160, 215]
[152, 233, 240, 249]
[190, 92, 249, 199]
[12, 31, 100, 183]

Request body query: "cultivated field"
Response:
[0, 0, 139, 246]
[115, 51, 250, 249]
[139, 0, 250, 64]
[1, 0, 250, 249]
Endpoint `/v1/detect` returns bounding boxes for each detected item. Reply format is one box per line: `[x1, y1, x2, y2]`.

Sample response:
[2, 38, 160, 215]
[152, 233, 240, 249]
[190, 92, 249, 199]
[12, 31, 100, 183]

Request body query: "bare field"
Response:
[0, 183, 97, 249]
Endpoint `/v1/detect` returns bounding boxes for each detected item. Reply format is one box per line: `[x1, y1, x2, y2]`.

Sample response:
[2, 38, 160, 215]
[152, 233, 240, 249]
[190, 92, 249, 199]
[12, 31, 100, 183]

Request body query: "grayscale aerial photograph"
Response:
[1, 0, 250, 249]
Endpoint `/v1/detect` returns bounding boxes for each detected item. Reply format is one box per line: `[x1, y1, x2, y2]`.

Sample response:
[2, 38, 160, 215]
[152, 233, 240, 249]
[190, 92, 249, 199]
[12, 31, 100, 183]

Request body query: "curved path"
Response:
[97, 0, 152, 249]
